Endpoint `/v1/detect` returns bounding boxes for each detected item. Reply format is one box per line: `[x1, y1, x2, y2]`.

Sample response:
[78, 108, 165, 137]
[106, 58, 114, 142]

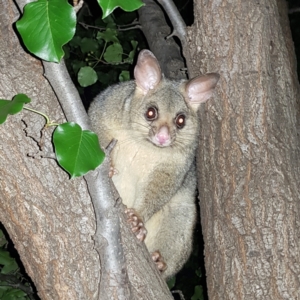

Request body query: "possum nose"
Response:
[155, 125, 171, 146]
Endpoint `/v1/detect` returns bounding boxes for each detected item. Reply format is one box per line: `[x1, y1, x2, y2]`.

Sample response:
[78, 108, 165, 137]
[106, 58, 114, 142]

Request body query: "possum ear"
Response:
[134, 50, 162, 95]
[185, 73, 220, 110]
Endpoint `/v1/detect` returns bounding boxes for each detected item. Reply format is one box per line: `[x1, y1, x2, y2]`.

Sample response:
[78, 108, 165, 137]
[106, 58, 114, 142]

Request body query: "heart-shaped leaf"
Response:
[97, 0, 144, 19]
[16, 0, 76, 62]
[0, 94, 31, 124]
[53, 122, 105, 178]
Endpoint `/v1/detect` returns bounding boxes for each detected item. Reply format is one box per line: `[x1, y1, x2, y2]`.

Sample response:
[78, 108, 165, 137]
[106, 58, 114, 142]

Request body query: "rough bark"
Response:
[0, 1, 173, 299]
[0, 2, 99, 300]
[188, 0, 300, 299]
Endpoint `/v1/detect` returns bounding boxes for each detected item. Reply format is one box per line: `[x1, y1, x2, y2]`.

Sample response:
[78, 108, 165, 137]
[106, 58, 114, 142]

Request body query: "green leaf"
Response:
[97, 28, 119, 44]
[16, 0, 76, 62]
[78, 66, 98, 87]
[53, 122, 105, 178]
[0, 249, 19, 274]
[191, 285, 204, 300]
[97, 0, 144, 19]
[102, 15, 117, 29]
[69, 36, 82, 48]
[71, 60, 87, 75]
[167, 276, 176, 290]
[119, 70, 130, 82]
[1, 287, 27, 300]
[97, 70, 117, 86]
[104, 43, 123, 63]
[0, 94, 31, 124]
[195, 268, 202, 278]
[80, 37, 99, 53]
[124, 40, 138, 63]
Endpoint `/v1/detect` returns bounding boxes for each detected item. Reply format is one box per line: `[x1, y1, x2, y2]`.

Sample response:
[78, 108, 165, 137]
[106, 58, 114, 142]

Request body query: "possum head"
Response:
[129, 50, 220, 149]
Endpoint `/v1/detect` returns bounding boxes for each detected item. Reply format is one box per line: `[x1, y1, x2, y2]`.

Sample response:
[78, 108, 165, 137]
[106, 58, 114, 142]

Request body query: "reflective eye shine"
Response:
[175, 114, 185, 129]
[145, 106, 158, 121]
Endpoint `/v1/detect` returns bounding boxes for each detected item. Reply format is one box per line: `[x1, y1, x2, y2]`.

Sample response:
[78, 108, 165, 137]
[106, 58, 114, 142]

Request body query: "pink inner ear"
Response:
[186, 73, 220, 106]
[134, 50, 162, 95]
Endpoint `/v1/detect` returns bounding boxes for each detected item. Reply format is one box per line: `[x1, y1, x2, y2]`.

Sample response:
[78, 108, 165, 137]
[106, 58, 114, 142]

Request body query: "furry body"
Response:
[89, 50, 219, 279]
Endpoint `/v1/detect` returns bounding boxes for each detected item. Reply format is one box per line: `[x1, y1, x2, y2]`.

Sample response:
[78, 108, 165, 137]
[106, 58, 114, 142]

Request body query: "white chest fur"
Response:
[112, 145, 141, 208]
[111, 130, 170, 209]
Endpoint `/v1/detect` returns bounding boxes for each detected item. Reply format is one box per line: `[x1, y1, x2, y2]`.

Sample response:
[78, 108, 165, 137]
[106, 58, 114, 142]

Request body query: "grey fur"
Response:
[88, 50, 219, 279]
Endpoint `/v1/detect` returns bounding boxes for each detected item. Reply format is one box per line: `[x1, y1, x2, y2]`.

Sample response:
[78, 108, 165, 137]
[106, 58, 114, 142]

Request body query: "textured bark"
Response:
[0, 3, 99, 300]
[188, 0, 300, 299]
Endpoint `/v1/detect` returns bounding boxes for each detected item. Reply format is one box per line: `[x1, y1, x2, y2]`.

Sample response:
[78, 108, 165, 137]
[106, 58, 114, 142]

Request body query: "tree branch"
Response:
[78, 21, 142, 31]
[43, 61, 91, 129]
[138, 0, 186, 80]
[155, 0, 195, 78]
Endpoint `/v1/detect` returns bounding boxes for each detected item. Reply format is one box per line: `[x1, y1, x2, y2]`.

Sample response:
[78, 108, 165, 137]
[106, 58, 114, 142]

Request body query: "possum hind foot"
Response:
[151, 251, 167, 272]
[125, 208, 147, 242]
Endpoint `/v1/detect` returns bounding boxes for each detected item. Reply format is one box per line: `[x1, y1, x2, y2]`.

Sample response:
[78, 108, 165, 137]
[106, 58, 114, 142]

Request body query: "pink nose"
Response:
[155, 126, 170, 145]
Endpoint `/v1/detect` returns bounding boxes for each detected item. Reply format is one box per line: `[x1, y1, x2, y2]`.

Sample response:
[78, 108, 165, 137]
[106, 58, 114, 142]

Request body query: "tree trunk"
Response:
[0, 2, 100, 299]
[189, 0, 300, 298]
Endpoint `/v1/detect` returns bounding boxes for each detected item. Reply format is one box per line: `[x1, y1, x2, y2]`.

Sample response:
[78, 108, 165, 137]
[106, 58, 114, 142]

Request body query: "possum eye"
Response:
[145, 106, 158, 121]
[175, 114, 186, 129]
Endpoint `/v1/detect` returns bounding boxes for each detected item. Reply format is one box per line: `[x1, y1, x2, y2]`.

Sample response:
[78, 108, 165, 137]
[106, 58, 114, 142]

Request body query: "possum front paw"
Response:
[109, 166, 118, 178]
[125, 208, 147, 242]
[151, 251, 167, 272]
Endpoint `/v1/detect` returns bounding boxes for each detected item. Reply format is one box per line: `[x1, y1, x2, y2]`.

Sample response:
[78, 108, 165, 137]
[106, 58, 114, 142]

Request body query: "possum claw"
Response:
[109, 166, 118, 178]
[125, 208, 147, 242]
[151, 251, 167, 272]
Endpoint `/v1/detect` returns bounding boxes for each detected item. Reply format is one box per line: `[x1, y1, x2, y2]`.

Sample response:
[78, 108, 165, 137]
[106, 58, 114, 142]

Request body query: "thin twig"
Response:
[78, 22, 142, 31]
[289, 7, 300, 14]
[156, 0, 194, 78]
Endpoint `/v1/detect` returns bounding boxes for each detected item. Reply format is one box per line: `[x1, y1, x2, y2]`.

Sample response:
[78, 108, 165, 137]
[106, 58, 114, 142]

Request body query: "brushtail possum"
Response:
[88, 50, 219, 279]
